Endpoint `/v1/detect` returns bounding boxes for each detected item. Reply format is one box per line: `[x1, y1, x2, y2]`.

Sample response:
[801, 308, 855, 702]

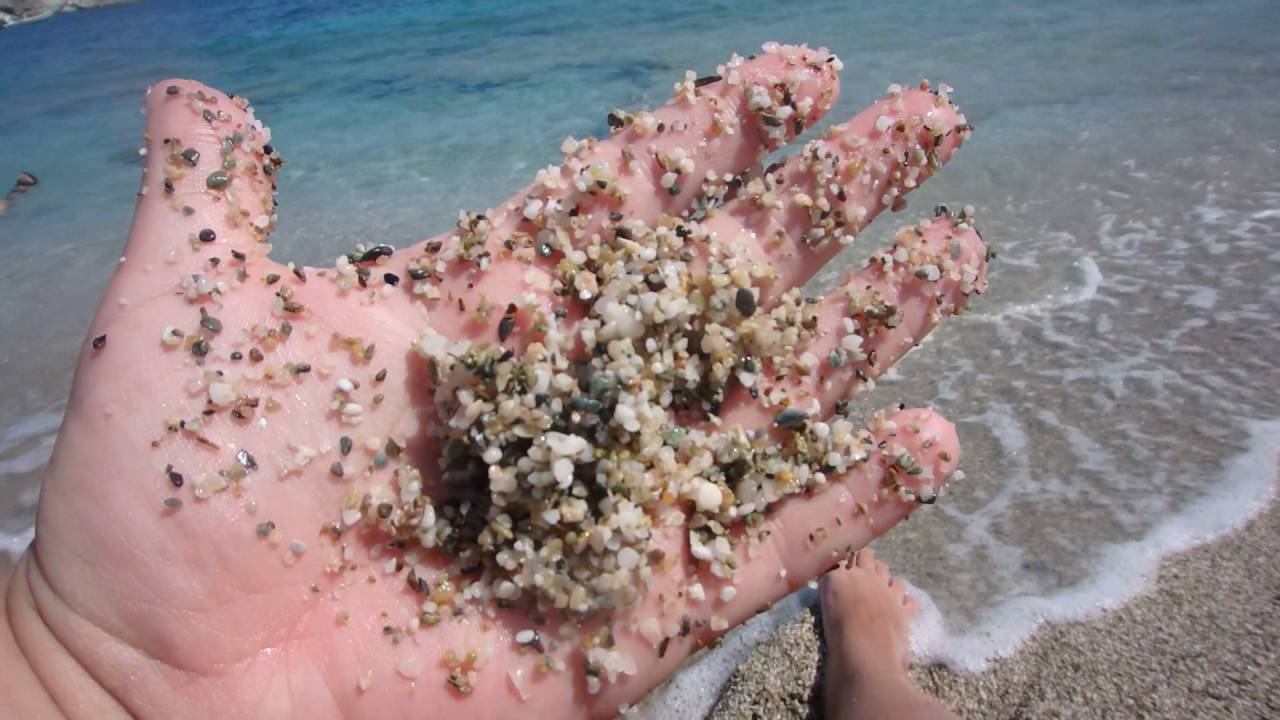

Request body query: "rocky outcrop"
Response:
[0, 0, 136, 29]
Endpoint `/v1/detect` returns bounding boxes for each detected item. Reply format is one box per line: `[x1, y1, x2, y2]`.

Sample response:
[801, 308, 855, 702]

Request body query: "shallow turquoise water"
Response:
[2, 0, 1279, 695]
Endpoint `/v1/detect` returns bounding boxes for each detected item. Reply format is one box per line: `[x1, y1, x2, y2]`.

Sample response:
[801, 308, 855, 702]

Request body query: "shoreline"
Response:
[711, 491, 1280, 719]
[0, 1, 135, 29]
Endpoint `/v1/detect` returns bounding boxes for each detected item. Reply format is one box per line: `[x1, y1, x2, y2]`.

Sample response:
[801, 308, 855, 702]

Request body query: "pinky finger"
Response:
[733, 406, 959, 615]
[584, 411, 956, 712]
[644, 406, 958, 656]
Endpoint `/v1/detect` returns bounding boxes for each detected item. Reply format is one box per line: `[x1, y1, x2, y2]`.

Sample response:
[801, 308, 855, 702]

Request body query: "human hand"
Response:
[5, 44, 985, 719]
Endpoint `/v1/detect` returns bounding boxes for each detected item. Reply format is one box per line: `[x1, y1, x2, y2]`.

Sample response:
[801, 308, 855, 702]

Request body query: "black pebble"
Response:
[735, 287, 757, 317]
[498, 314, 516, 342]
[359, 244, 395, 263]
[198, 228, 216, 242]
[774, 408, 808, 429]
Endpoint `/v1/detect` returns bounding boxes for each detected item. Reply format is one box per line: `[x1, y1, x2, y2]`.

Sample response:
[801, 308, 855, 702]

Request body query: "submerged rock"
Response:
[0, 1, 138, 30]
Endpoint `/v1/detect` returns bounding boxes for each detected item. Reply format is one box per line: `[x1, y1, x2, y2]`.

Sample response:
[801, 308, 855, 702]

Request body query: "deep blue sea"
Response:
[2, 0, 1279, 712]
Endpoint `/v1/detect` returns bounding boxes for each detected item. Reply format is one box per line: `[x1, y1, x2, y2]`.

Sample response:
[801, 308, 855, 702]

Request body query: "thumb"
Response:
[104, 79, 283, 321]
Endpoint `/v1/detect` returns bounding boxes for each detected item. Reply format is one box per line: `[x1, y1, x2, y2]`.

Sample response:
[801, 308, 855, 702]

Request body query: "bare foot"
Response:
[820, 549, 958, 720]
[822, 548, 918, 675]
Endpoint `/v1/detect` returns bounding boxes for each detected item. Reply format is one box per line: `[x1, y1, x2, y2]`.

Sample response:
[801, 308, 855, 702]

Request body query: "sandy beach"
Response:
[711, 491, 1280, 719]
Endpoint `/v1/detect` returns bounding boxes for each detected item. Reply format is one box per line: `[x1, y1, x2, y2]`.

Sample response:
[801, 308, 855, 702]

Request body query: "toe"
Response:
[855, 548, 876, 569]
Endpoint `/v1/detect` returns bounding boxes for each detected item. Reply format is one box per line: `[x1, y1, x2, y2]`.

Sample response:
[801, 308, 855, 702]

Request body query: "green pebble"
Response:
[206, 170, 231, 189]
[572, 396, 603, 414]
[662, 427, 686, 446]
[589, 374, 615, 399]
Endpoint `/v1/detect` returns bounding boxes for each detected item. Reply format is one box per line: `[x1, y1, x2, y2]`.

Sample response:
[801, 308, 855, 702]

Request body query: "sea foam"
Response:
[910, 417, 1280, 671]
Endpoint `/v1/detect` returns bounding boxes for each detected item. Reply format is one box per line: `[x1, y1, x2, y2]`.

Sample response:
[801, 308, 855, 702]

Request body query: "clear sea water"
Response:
[2, 0, 1279, 712]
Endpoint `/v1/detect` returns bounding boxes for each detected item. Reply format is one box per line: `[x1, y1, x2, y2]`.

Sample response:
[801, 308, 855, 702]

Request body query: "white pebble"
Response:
[396, 656, 420, 679]
[695, 482, 723, 513]
[553, 458, 574, 488]
[617, 546, 640, 570]
[208, 382, 236, 407]
[689, 582, 706, 602]
[523, 198, 544, 220]
[193, 474, 228, 498]
[508, 668, 529, 701]
[613, 403, 641, 432]
[545, 432, 589, 457]
[638, 617, 663, 646]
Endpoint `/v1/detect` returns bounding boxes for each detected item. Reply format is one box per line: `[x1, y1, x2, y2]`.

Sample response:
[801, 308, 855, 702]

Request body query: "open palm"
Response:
[16, 44, 986, 719]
